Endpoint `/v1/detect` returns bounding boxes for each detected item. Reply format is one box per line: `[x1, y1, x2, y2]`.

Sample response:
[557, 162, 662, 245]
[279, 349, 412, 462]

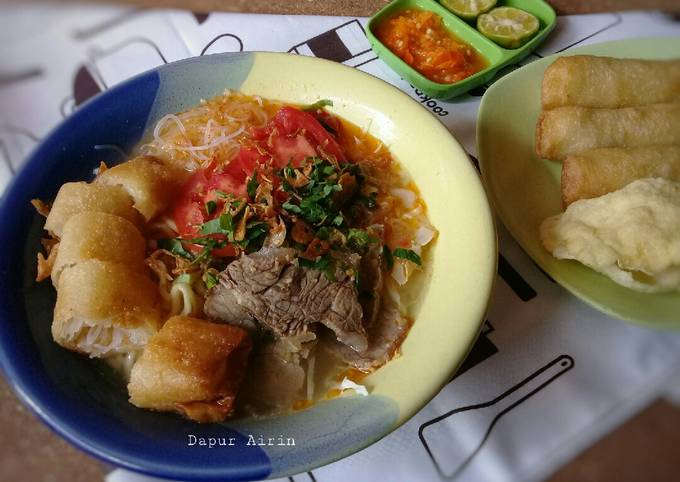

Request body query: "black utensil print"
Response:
[201, 34, 244, 56]
[419, 355, 575, 479]
[451, 321, 498, 381]
[288, 19, 377, 68]
[62, 37, 168, 117]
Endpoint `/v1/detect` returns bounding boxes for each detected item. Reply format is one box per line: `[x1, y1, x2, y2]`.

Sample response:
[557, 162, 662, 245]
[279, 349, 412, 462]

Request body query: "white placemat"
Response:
[0, 5, 679, 482]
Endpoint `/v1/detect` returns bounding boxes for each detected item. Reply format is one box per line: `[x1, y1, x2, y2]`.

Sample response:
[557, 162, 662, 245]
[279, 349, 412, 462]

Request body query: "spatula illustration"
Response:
[419, 354, 574, 479]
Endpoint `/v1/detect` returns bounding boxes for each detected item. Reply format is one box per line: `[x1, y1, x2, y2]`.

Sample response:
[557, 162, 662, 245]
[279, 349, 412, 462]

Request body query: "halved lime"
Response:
[440, 0, 497, 21]
[477, 7, 540, 49]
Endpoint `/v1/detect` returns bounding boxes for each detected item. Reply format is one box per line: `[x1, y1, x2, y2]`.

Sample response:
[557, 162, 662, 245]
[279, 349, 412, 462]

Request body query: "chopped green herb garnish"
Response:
[316, 226, 332, 240]
[347, 228, 377, 251]
[246, 220, 268, 230]
[298, 256, 325, 269]
[392, 248, 422, 266]
[331, 214, 344, 226]
[203, 271, 218, 289]
[205, 200, 217, 216]
[191, 238, 219, 265]
[247, 171, 259, 200]
[383, 245, 394, 270]
[188, 236, 225, 247]
[199, 213, 234, 240]
[283, 161, 295, 180]
[215, 190, 231, 199]
[158, 238, 194, 260]
[192, 247, 211, 265]
[298, 253, 335, 281]
[280, 159, 351, 226]
[238, 221, 269, 253]
[282, 201, 303, 214]
[199, 218, 222, 235]
[302, 99, 333, 111]
[281, 179, 294, 193]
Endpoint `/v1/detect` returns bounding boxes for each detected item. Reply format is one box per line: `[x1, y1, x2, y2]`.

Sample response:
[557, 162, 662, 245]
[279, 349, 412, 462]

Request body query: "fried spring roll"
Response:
[96, 155, 184, 221]
[44, 182, 144, 237]
[128, 316, 252, 423]
[51, 212, 146, 286]
[541, 56, 680, 109]
[562, 146, 680, 206]
[53, 260, 161, 358]
[536, 103, 680, 161]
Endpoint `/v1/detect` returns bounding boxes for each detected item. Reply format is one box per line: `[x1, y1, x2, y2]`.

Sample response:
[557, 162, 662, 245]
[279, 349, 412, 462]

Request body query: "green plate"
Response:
[478, 37, 680, 329]
[367, 0, 556, 99]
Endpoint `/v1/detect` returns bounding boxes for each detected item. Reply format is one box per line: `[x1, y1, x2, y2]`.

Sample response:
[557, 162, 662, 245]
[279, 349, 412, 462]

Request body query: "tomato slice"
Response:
[274, 107, 346, 162]
[173, 168, 210, 236]
[174, 201, 203, 236]
[208, 172, 248, 198]
[172, 163, 251, 258]
[250, 125, 270, 142]
[207, 240, 238, 258]
[271, 134, 316, 167]
[224, 147, 267, 182]
[247, 106, 346, 165]
[170, 105, 348, 260]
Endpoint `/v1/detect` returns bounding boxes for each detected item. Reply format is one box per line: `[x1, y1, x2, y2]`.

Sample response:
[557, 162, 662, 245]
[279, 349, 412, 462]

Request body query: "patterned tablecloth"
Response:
[0, 5, 679, 482]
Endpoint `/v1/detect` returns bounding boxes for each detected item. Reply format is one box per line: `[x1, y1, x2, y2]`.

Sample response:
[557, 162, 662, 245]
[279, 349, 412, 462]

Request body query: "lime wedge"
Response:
[440, 0, 497, 21]
[477, 7, 540, 49]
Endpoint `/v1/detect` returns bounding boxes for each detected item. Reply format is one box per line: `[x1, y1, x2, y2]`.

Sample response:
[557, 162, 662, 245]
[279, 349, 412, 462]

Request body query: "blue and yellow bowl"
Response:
[0, 52, 496, 480]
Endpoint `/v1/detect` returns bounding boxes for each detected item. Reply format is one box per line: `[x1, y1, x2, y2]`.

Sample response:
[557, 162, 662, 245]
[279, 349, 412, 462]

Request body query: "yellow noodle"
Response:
[169, 282, 200, 317]
[141, 91, 274, 170]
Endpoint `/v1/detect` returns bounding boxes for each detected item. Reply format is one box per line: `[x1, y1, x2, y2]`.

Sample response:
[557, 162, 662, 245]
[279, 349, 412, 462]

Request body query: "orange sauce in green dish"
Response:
[375, 8, 487, 84]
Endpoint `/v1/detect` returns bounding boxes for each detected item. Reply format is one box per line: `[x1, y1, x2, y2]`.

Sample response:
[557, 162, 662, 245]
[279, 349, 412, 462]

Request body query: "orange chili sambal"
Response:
[374, 8, 487, 84]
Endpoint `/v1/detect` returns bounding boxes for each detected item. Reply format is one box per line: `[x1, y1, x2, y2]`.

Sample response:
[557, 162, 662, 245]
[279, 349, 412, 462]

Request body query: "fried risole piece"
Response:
[561, 146, 680, 207]
[536, 103, 680, 161]
[541, 55, 680, 109]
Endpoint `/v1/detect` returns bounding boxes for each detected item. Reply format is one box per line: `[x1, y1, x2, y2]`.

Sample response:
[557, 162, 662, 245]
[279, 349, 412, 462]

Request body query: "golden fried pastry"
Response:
[536, 103, 680, 161]
[127, 316, 251, 423]
[51, 212, 146, 286]
[96, 155, 185, 221]
[53, 260, 161, 357]
[541, 56, 680, 109]
[44, 182, 144, 237]
[561, 146, 680, 206]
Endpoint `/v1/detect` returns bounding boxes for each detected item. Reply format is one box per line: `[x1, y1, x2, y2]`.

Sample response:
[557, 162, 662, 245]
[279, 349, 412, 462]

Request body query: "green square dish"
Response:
[367, 0, 556, 99]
